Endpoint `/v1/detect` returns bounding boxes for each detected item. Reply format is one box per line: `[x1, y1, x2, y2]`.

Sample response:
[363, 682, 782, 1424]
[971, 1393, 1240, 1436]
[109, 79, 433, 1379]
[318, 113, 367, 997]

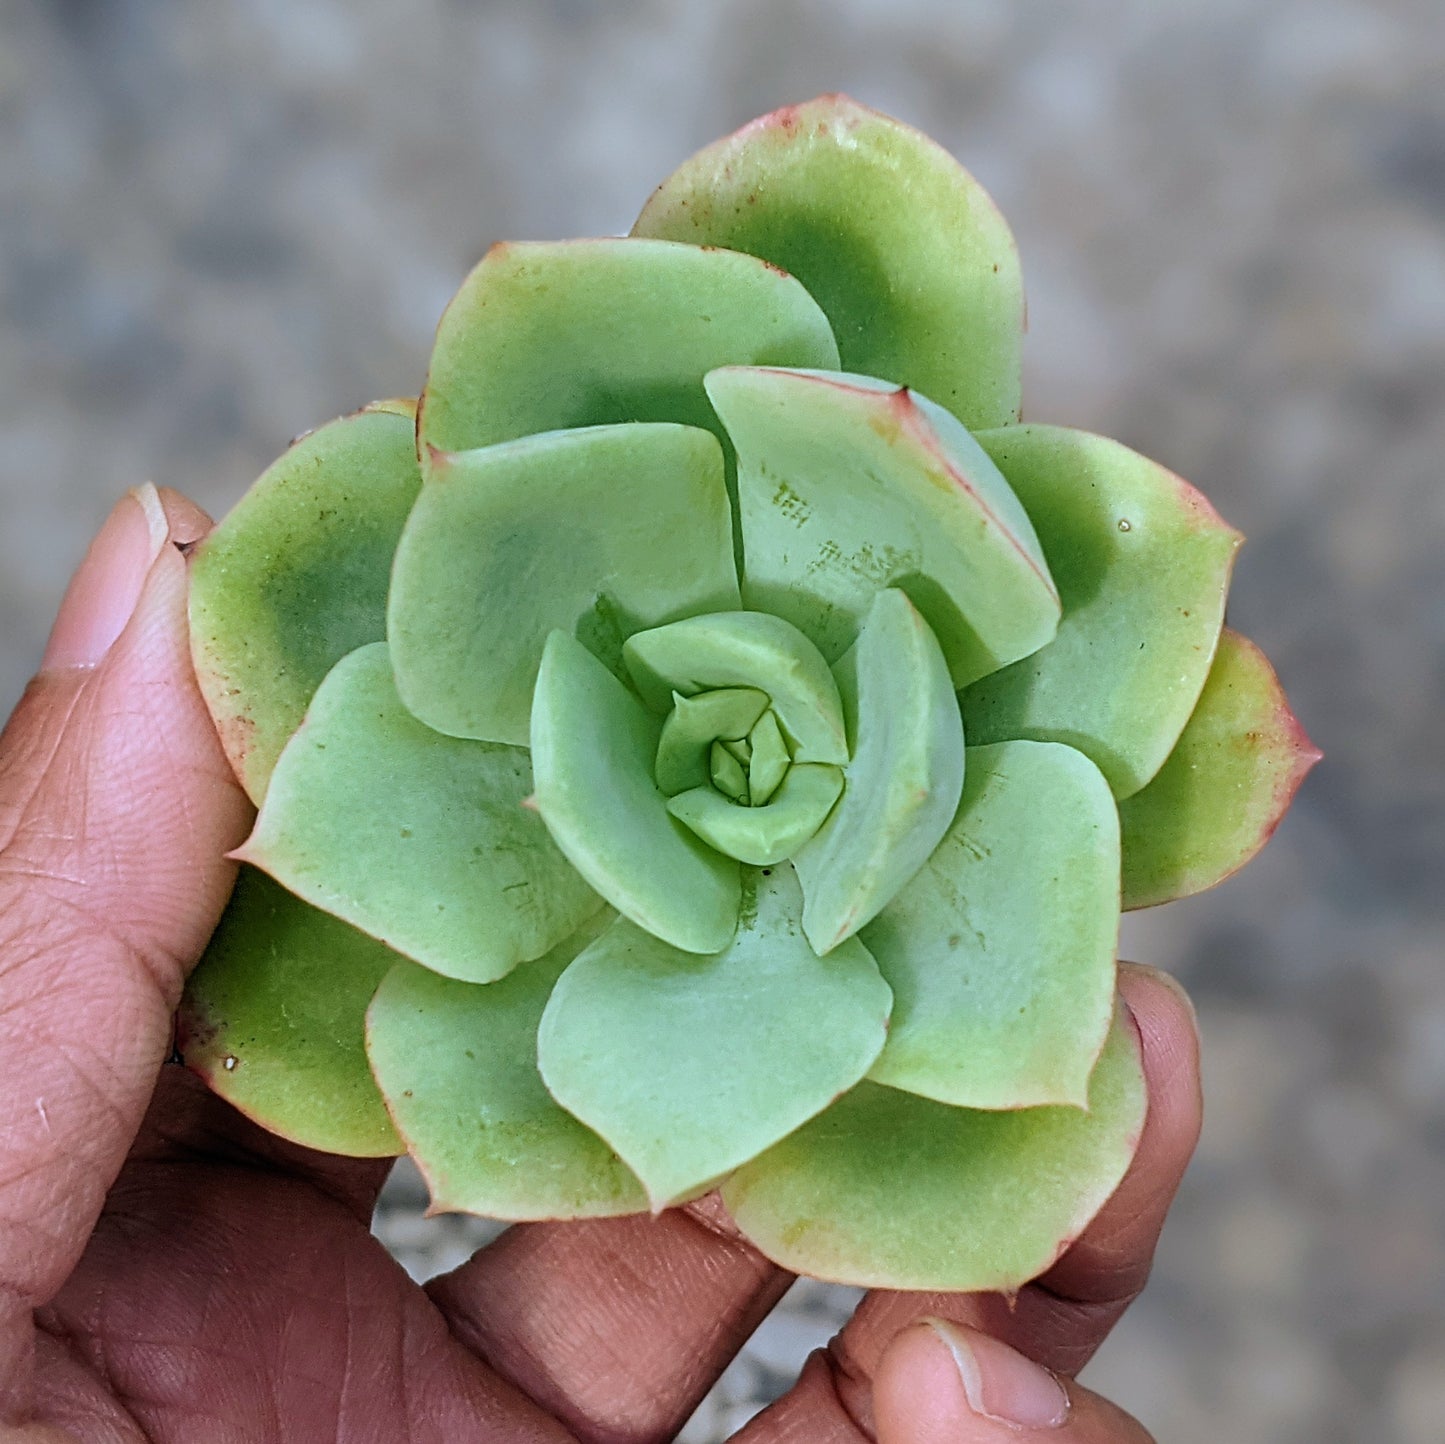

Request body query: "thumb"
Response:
[874, 1321, 1155, 1444]
[0, 485, 250, 1413]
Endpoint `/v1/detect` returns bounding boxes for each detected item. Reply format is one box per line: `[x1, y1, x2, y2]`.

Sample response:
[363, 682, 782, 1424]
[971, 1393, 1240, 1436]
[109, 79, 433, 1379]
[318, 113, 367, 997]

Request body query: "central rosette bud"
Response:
[627, 612, 849, 865]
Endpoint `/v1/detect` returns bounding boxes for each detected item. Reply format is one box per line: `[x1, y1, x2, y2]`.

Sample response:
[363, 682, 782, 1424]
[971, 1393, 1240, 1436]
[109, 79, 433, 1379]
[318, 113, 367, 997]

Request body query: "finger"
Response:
[872, 1320, 1154, 1444]
[427, 1195, 792, 1444]
[0, 486, 252, 1417]
[820, 963, 1202, 1397]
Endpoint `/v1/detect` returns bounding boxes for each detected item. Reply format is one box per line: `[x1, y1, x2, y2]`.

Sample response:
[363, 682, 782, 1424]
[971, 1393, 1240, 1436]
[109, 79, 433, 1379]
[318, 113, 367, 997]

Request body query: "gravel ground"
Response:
[4, 3, 1444, 1439]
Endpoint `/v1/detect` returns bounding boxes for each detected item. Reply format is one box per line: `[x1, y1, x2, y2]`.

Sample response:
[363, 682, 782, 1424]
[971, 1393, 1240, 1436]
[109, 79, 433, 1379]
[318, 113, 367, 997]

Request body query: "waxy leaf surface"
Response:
[1121, 629, 1321, 908]
[537, 867, 892, 1209]
[666, 763, 844, 866]
[707, 367, 1058, 687]
[864, 740, 1119, 1109]
[241, 644, 600, 983]
[178, 867, 402, 1157]
[419, 237, 839, 460]
[190, 408, 421, 802]
[390, 423, 738, 745]
[656, 688, 770, 795]
[634, 93, 1024, 429]
[794, 588, 965, 953]
[531, 631, 740, 953]
[723, 1007, 1146, 1291]
[964, 425, 1241, 799]
[623, 611, 848, 764]
[366, 915, 648, 1220]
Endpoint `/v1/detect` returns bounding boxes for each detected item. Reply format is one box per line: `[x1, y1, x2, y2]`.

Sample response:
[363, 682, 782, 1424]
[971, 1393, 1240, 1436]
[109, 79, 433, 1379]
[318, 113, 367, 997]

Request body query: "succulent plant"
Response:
[177, 95, 1318, 1291]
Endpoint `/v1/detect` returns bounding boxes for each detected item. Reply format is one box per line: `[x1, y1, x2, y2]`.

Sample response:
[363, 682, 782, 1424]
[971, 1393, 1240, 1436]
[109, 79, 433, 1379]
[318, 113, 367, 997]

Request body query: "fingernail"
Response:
[925, 1318, 1070, 1430]
[42, 484, 170, 671]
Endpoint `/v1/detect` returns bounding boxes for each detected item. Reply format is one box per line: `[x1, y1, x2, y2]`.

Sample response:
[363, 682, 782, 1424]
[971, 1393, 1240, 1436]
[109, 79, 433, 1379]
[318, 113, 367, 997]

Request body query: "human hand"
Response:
[0, 488, 1200, 1442]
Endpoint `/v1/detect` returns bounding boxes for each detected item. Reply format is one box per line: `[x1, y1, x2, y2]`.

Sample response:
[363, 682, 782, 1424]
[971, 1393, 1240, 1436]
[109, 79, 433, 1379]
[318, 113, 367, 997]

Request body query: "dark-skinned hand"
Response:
[0, 489, 1203, 1443]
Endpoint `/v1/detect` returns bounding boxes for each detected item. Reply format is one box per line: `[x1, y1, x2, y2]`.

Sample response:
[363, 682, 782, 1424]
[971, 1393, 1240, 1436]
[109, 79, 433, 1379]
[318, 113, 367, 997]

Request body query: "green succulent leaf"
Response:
[707, 367, 1059, 687]
[239, 643, 601, 983]
[366, 913, 648, 1220]
[189, 407, 421, 802]
[531, 630, 740, 954]
[723, 1004, 1146, 1292]
[623, 611, 848, 765]
[1121, 628, 1321, 908]
[963, 425, 1243, 799]
[418, 237, 840, 462]
[666, 763, 844, 866]
[536, 865, 893, 1209]
[633, 93, 1024, 429]
[655, 688, 770, 795]
[863, 740, 1119, 1109]
[389, 423, 738, 745]
[794, 589, 965, 954]
[747, 710, 791, 805]
[177, 867, 402, 1158]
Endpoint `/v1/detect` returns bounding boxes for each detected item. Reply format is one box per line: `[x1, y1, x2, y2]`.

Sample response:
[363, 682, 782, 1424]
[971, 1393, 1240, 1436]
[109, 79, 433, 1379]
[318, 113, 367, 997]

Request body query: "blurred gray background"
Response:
[2, 1, 1442, 1439]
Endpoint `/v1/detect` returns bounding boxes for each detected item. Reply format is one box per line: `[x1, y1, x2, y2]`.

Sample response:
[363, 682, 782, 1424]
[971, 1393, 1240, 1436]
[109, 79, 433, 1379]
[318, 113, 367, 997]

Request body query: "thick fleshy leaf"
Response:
[667, 763, 844, 866]
[707, 367, 1059, 687]
[723, 1006, 1146, 1291]
[747, 711, 790, 804]
[390, 423, 738, 745]
[1121, 629, 1321, 908]
[963, 425, 1243, 799]
[536, 866, 892, 1209]
[366, 914, 648, 1219]
[418, 237, 839, 460]
[177, 867, 402, 1158]
[633, 93, 1024, 429]
[239, 644, 601, 983]
[656, 688, 770, 796]
[794, 589, 965, 954]
[189, 407, 421, 802]
[863, 740, 1119, 1109]
[531, 630, 740, 953]
[623, 611, 848, 764]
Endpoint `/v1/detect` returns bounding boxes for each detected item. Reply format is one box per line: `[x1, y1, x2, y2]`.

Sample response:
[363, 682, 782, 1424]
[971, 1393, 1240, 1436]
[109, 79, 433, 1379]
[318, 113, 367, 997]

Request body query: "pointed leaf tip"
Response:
[1120, 628, 1319, 908]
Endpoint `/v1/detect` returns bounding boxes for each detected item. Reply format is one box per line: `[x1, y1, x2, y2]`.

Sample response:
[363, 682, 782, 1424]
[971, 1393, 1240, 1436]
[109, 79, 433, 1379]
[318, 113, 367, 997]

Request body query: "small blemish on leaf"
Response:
[1117, 518, 1132, 532]
[400, 827, 413, 839]
[222, 1055, 238, 1071]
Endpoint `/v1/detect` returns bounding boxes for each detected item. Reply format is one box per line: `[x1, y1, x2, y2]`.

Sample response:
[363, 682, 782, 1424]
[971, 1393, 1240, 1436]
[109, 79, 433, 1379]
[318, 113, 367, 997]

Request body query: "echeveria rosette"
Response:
[177, 94, 1319, 1291]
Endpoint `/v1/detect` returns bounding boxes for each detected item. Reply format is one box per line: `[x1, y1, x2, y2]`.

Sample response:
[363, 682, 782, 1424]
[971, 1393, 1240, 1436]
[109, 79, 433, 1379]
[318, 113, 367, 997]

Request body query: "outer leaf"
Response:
[418, 237, 839, 459]
[536, 866, 892, 1209]
[1121, 629, 1321, 908]
[634, 93, 1024, 429]
[531, 630, 740, 954]
[366, 914, 648, 1220]
[176, 867, 402, 1158]
[239, 644, 600, 984]
[623, 611, 848, 765]
[666, 763, 844, 866]
[963, 425, 1243, 799]
[189, 407, 421, 802]
[723, 1007, 1147, 1292]
[863, 741, 1119, 1109]
[794, 589, 965, 954]
[706, 367, 1059, 687]
[390, 424, 738, 745]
